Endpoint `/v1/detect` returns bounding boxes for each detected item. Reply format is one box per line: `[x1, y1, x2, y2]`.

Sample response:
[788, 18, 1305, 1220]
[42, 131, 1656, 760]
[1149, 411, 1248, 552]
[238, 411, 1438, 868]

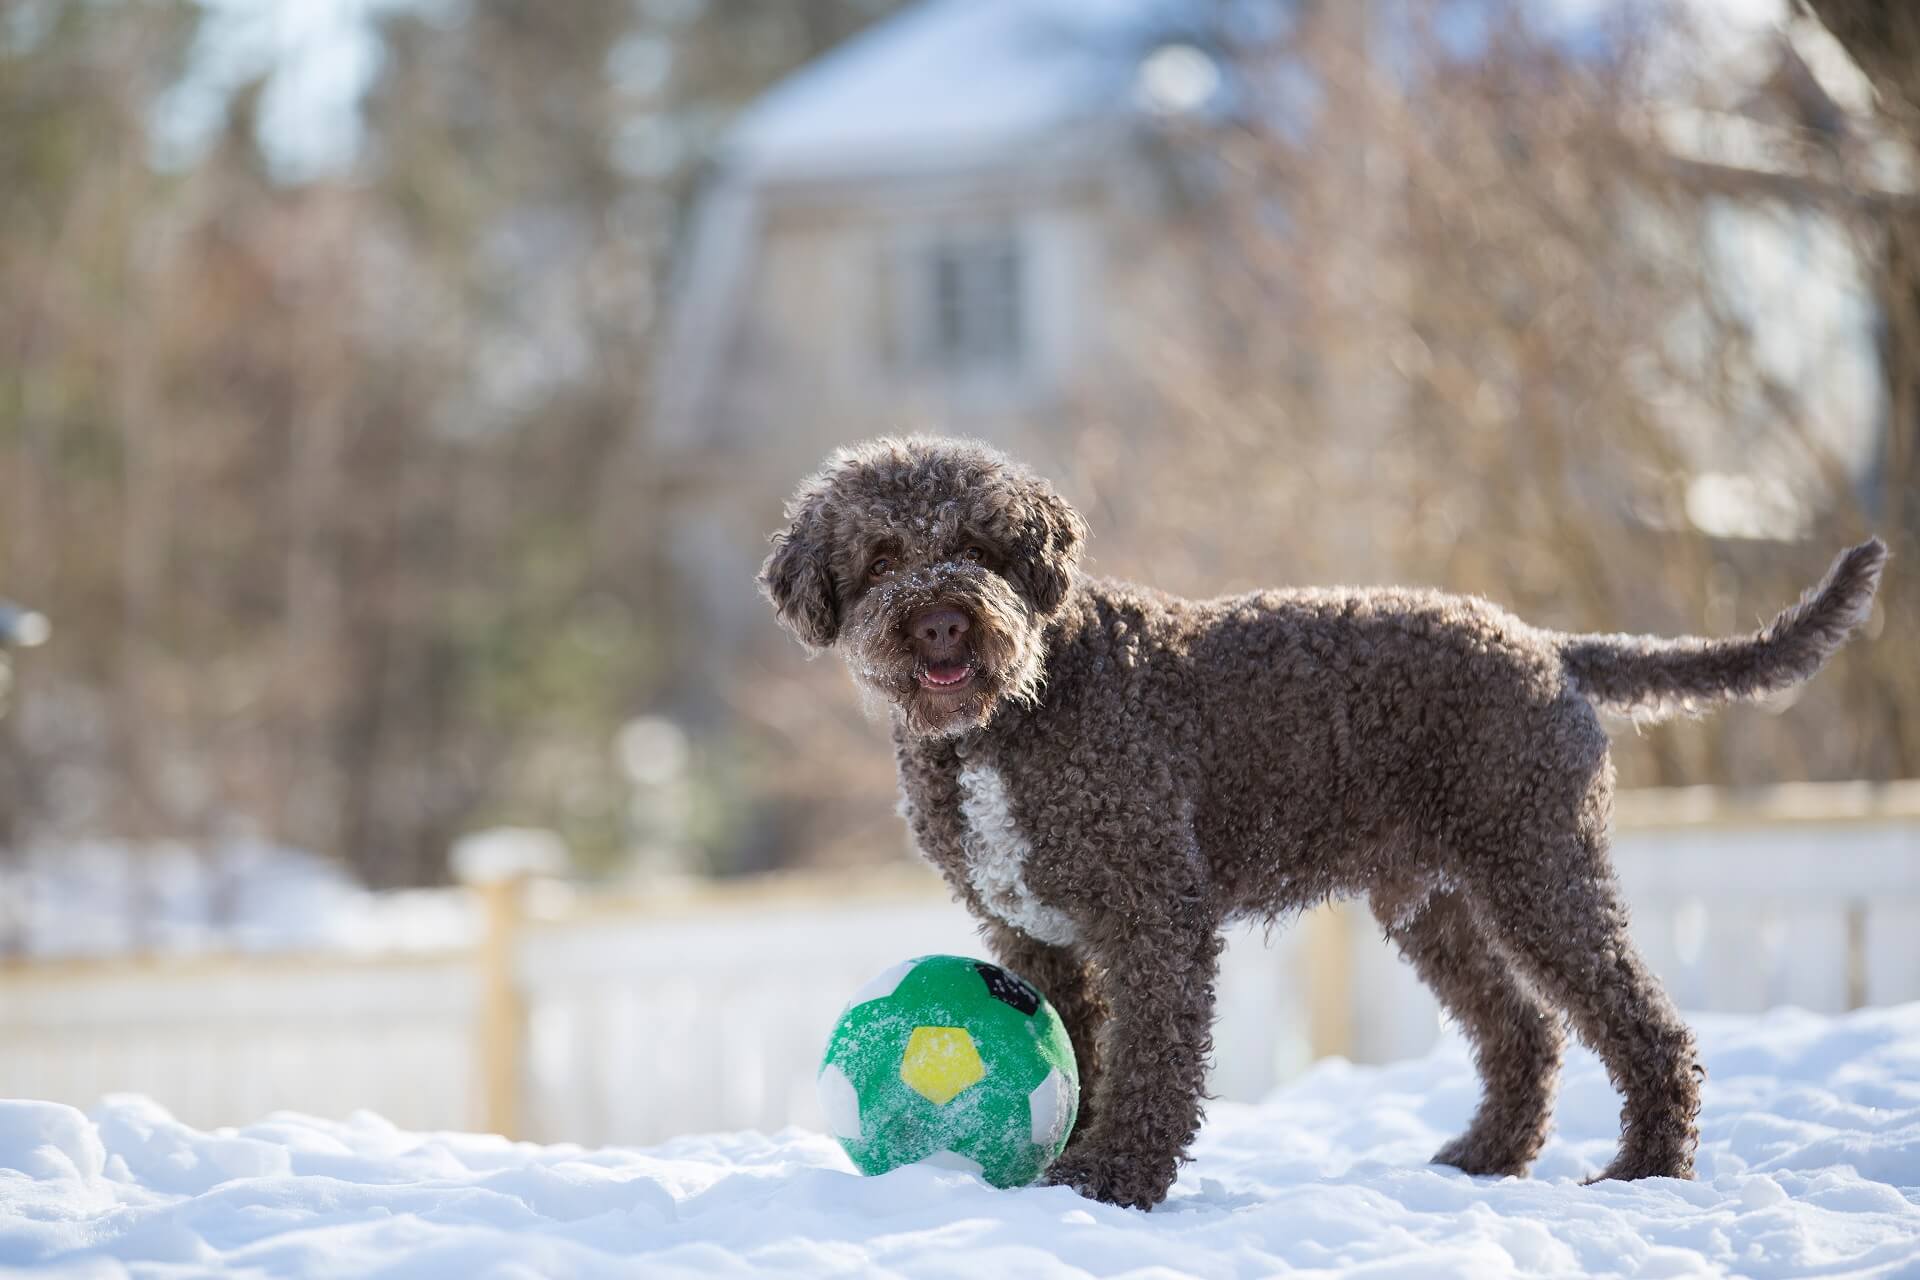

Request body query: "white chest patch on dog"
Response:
[955, 762, 1078, 946]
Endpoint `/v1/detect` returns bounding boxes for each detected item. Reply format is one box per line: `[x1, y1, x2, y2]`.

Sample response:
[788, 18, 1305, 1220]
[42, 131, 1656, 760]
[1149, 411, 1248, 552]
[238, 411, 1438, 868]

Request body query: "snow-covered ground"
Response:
[3, 1005, 1916, 1279]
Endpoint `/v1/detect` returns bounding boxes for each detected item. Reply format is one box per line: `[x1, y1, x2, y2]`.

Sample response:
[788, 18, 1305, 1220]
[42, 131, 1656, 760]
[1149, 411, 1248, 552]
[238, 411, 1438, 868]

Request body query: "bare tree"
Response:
[0, 0, 912, 888]
[1796, 0, 1920, 771]
[1087, 0, 1904, 790]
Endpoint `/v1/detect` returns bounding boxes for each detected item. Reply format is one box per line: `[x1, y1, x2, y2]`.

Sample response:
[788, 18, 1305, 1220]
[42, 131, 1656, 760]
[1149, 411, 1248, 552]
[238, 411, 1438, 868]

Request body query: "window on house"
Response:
[888, 225, 1027, 379]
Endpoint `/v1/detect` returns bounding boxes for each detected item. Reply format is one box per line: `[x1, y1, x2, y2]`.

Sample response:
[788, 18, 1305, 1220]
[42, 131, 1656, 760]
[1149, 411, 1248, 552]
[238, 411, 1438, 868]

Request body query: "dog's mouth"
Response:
[914, 657, 978, 693]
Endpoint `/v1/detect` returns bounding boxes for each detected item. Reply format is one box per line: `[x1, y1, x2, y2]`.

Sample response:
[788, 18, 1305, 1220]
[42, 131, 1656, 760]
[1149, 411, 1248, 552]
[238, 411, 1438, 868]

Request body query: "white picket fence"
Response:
[1, 783, 1916, 1145]
[0, 952, 479, 1134]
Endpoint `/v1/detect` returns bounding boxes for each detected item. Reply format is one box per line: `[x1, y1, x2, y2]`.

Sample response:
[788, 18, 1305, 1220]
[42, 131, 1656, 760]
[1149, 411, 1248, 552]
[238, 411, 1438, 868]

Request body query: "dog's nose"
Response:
[909, 607, 969, 647]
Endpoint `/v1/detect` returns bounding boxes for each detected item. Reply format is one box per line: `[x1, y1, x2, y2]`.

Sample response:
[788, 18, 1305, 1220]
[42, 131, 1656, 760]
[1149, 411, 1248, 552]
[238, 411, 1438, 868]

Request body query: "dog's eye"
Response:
[868, 557, 893, 580]
[961, 546, 985, 564]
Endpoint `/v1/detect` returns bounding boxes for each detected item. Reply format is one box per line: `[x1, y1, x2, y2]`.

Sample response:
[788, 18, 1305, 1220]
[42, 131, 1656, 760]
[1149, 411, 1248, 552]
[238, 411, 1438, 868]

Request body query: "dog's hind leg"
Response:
[1463, 828, 1701, 1182]
[1371, 883, 1564, 1176]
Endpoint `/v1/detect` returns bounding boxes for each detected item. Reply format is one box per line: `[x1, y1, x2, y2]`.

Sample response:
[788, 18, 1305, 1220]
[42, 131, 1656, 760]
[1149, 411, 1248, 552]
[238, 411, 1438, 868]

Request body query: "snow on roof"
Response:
[726, 0, 1187, 180]
[726, 0, 1857, 183]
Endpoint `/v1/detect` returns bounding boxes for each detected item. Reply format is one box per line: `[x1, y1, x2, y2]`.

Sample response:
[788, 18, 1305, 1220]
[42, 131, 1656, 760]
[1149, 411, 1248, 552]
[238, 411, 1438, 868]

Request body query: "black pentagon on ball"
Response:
[973, 961, 1041, 1015]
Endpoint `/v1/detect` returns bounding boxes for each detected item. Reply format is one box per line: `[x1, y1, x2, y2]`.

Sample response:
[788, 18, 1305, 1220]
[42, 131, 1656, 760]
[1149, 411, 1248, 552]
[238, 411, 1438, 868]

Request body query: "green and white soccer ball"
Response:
[818, 954, 1079, 1188]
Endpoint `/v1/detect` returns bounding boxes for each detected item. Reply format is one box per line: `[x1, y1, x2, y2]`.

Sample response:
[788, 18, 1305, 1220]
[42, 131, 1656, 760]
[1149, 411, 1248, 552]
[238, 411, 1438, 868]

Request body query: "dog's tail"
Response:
[1556, 538, 1887, 721]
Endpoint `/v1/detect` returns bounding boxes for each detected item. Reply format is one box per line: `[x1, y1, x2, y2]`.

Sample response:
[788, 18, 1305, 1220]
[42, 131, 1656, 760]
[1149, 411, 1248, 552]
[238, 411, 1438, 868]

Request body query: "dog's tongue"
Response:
[922, 661, 971, 687]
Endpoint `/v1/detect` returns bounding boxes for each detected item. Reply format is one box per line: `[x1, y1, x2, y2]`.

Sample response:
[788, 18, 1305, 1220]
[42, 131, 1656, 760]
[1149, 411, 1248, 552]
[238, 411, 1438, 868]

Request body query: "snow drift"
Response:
[2, 1004, 1916, 1278]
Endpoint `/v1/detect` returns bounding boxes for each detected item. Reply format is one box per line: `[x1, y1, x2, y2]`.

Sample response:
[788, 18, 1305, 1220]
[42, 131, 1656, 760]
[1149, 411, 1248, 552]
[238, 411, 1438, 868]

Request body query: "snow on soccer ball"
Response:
[818, 954, 1079, 1188]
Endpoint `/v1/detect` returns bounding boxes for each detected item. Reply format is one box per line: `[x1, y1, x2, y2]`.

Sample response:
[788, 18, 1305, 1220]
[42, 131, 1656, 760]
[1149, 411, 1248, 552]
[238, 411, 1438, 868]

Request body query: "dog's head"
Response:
[760, 437, 1087, 737]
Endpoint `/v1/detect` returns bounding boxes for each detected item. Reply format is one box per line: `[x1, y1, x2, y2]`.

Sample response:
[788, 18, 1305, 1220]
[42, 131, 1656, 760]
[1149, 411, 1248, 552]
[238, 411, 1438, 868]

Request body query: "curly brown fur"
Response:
[761, 436, 1887, 1209]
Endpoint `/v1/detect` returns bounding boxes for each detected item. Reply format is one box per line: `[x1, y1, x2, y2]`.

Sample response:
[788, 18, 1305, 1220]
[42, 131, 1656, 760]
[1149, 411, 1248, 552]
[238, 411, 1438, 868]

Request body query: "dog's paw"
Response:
[1432, 1133, 1532, 1178]
[1586, 1144, 1695, 1184]
[1043, 1152, 1173, 1210]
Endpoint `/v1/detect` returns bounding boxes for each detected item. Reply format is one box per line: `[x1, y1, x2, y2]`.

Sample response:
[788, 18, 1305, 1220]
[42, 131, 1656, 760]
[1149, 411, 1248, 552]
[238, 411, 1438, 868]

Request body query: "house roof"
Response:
[724, 0, 1188, 181]
[724, 0, 1874, 184]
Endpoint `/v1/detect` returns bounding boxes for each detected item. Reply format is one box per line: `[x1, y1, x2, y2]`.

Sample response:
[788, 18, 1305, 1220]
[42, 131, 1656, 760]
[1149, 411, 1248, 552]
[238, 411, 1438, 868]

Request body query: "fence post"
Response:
[452, 828, 567, 1141]
[476, 874, 528, 1140]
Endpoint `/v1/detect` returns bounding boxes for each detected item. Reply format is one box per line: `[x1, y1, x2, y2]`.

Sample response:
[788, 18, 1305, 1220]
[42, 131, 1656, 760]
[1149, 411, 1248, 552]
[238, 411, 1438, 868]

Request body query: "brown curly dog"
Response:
[760, 436, 1887, 1209]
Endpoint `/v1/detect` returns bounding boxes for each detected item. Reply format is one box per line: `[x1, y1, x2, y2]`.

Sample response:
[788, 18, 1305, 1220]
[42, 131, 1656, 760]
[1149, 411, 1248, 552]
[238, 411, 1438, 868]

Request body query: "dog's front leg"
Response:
[1042, 907, 1222, 1210]
[982, 922, 1107, 1141]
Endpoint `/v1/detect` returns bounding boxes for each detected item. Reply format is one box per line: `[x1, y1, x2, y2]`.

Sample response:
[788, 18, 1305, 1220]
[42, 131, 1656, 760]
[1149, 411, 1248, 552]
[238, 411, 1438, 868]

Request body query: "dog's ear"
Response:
[760, 491, 840, 650]
[1011, 482, 1087, 616]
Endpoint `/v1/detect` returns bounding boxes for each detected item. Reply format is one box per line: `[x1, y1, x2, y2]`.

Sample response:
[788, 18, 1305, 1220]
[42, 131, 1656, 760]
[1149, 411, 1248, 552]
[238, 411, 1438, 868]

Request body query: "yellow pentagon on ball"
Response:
[900, 1026, 985, 1105]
